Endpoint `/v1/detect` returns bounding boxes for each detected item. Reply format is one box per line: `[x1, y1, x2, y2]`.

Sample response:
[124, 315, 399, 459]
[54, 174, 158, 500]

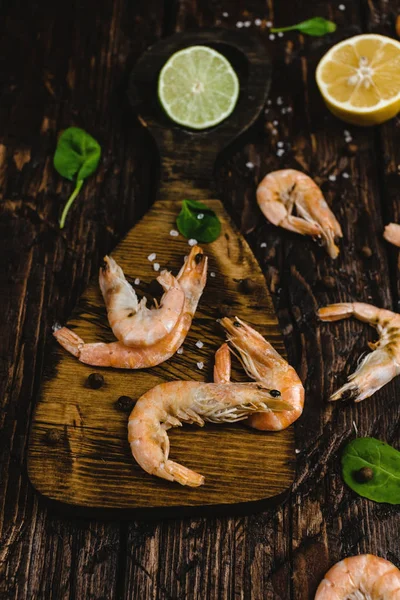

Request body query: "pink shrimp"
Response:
[257, 169, 342, 258]
[99, 255, 185, 347]
[53, 246, 207, 369]
[216, 317, 304, 431]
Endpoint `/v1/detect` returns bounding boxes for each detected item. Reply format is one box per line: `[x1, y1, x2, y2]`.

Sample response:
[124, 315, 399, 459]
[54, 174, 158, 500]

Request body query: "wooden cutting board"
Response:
[27, 29, 295, 514]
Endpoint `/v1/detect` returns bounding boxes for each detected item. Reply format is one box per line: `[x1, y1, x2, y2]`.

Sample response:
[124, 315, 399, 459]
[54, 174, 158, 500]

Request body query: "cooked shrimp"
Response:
[53, 246, 207, 369]
[218, 317, 304, 431]
[99, 255, 184, 347]
[318, 302, 400, 402]
[128, 381, 291, 486]
[257, 169, 342, 258]
[213, 343, 231, 384]
[315, 554, 400, 599]
[383, 222, 400, 248]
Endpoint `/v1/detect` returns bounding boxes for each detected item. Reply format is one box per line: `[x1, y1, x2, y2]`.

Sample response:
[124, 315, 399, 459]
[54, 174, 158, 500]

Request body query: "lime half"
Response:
[158, 45, 239, 130]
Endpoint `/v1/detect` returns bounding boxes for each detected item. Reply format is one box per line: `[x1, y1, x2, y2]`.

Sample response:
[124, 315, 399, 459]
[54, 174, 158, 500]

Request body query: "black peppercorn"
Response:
[355, 467, 374, 483]
[45, 429, 61, 445]
[87, 373, 104, 389]
[115, 396, 136, 412]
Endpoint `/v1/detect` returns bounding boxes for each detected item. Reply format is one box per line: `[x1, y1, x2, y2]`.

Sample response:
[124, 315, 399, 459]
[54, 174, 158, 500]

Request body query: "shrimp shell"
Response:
[315, 554, 400, 599]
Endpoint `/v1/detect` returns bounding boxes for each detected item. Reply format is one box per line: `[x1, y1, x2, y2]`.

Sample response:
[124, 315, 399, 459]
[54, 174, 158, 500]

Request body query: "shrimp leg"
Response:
[318, 302, 400, 402]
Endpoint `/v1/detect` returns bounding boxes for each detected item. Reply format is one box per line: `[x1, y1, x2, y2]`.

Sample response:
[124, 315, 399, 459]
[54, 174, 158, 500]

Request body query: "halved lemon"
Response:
[316, 34, 400, 126]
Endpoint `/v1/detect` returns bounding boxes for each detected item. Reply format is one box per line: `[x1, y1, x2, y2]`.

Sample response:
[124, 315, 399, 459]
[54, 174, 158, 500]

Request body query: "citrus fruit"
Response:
[158, 45, 239, 130]
[316, 34, 400, 126]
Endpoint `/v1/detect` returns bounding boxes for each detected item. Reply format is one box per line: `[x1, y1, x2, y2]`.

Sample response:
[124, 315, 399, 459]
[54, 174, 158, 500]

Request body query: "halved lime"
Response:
[158, 45, 240, 130]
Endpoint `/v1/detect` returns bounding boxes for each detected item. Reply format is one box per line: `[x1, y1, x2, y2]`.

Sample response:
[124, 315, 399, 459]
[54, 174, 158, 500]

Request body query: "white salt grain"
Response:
[210, 271, 216, 277]
[260, 242, 267, 248]
[244, 20, 251, 27]
[338, 3, 346, 9]
[236, 21, 243, 28]
[153, 262, 160, 272]
[278, 32, 284, 37]
[277, 96, 283, 105]
[197, 361, 204, 370]
[177, 347, 183, 355]
[266, 20, 272, 27]
[273, 120, 279, 126]
[246, 161, 255, 169]
[277, 149, 285, 157]
[188, 238, 198, 246]
[169, 229, 179, 237]
[267, 99, 272, 105]
[295, 449, 300, 454]
[255, 18, 262, 26]
[277, 141, 284, 148]
[196, 341, 204, 348]
[197, 213, 205, 220]
[222, 11, 228, 17]
[343, 129, 350, 136]
[134, 278, 140, 285]
[342, 172, 350, 179]
[269, 33, 275, 40]
[147, 252, 156, 261]
[328, 175, 336, 182]
[272, 128, 278, 135]
[287, 106, 293, 113]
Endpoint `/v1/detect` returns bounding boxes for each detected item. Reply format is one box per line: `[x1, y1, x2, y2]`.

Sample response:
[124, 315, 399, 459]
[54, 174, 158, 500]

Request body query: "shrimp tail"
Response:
[53, 327, 84, 358]
[213, 343, 231, 384]
[164, 461, 205, 487]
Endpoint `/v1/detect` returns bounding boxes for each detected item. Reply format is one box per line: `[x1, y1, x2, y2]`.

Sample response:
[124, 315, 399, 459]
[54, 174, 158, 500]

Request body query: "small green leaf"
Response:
[176, 199, 221, 243]
[341, 437, 400, 505]
[53, 127, 101, 228]
[271, 17, 337, 37]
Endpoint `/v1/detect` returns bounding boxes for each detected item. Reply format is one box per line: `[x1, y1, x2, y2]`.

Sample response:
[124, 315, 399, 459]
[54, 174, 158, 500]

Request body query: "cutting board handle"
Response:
[128, 28, 271, 200]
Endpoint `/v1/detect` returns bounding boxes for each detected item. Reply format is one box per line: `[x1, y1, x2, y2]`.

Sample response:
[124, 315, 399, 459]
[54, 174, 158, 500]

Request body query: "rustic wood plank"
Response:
[0, 0, 165, 597]
[28, 200, 294, 509]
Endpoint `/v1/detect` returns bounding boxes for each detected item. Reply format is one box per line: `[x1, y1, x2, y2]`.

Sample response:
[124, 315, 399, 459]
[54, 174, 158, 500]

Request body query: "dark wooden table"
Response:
[1, 1, 400, 598]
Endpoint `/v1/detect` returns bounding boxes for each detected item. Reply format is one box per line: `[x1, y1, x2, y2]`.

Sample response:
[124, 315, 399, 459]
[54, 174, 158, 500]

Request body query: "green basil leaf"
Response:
[53, 127, 101, 228]
[271, 17, 336, 37]
[341, 437, 400, 505]
[176, 199, 221, 243]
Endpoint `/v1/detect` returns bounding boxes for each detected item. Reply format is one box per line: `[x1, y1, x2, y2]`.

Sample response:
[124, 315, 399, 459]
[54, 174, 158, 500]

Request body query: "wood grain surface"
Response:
[1, 0, 400, 598]
[28, 199, 294, 509]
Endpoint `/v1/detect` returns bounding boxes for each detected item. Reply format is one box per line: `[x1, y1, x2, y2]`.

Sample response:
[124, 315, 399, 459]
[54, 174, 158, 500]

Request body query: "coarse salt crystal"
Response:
[266, 20, 272, 27]
[277, 141, 284, 148]
[147, 252, 156, 261]
[246, 161, 255, 169]
[267, 99, 272, 105]
[272, 128, 278, 135]
[273, 120, 278, 126]
[197, 213, 204, 220]
[197, 361, 204, 370]
[287, 106, 292, 113]
[328, 175, 336, 182]
[295, 449, 300, 454]
[277, 149, 285, 157]
[134, 278, 140, 285]
[188, 238, 198, 246]
[255, 18, 262, 26]
[343, 130, 350, 136]
[269, 33, 275, 40]
[170, 229, 179, 237]
[260, 242, 267, 248]
[339, 3, 346, 9]
[222, 11, 228, 17]
[210, 271, 216, 277]
[244, 20, 251, 27]
[265, 108, 270, 114]
[277, 97, 283, 105]
[278, 32, 284, 37]
[281, 108, 287, 114]
[342, 172, 350, 179]
[236, 21, 243, 28]
[177, 347, 183, 354]
[153, 262, 160, 271]
[196, 341, 204, 348]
